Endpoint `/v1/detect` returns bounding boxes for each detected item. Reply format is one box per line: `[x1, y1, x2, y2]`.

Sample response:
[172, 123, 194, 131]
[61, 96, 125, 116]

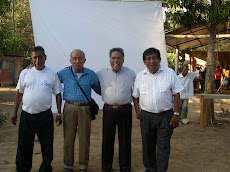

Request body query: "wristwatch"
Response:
[57, 113, 62, 117]
[173, 112, 180, 116]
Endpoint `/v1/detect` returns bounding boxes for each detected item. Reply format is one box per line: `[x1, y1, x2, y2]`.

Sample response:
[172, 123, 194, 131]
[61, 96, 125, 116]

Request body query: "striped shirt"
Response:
[57, 67, 101, 102]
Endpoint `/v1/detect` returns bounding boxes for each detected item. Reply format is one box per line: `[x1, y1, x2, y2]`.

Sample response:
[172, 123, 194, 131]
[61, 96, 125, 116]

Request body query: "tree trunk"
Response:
[205, 0, 218, 121]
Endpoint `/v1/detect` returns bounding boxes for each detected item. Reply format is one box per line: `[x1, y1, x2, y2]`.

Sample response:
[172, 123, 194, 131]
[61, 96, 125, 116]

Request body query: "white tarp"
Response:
[29, 0, 167, 111]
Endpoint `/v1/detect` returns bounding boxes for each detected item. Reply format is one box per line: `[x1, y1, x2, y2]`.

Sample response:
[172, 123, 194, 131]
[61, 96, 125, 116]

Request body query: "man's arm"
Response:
[92, 80, 101, 96]
[11, 90, 23, 125]
[169, 93, 180, 128]
[133, 97, 141, 119]
[55, 93, 62, 126]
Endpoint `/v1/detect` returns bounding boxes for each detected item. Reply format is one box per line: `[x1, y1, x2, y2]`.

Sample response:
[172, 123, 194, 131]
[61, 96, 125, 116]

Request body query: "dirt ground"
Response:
[0, 87, 230, 172]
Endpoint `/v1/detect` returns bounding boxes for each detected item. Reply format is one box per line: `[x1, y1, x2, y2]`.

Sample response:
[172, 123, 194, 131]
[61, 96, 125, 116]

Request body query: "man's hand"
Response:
[26, 63, 34, 69]
[169, 115, 180, 128]
[136, 110, 141, 119]
[66, 65, 72, 69]
[11, 112, 18, 125]
[56, 115, 62, 126]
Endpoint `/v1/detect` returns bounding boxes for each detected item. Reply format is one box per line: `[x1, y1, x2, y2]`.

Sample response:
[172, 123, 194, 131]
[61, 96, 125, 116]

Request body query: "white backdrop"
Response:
[29, 0, 167, 111]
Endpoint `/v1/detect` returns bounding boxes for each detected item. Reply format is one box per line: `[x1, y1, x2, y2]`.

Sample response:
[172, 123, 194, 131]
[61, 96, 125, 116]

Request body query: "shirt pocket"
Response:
[139, 84, 149, 95]
[160, 82, 171, 93]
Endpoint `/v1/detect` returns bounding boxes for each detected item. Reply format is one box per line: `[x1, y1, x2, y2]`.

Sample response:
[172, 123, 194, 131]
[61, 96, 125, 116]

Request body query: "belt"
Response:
[105, 103, 131, 109]
[66, 101, 89, 106]
[143, 108, 173, 115]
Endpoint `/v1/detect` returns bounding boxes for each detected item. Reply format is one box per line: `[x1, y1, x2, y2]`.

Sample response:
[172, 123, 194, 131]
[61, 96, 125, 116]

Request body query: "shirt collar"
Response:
[178, 73, 188, 78]
[178, 73, 184, 77]
[71, 67, 89, 76]
[144, 65, 163, 75]
[109, 66, 123, 74]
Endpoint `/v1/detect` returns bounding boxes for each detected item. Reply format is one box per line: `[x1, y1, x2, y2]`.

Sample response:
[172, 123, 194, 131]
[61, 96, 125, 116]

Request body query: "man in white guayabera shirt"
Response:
[11, 46, 63, 172]
[97, 48, 136, 172]
[132, 47, 183, 172]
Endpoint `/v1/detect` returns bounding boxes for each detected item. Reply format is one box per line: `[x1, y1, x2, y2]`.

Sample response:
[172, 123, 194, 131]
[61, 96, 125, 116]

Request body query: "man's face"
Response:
[144, 52, 161, 74]
[182, 67, 188, 77]
[70, 50, 86, 73]
[31, 50, 46, 70]
[110, 51, 124, 73]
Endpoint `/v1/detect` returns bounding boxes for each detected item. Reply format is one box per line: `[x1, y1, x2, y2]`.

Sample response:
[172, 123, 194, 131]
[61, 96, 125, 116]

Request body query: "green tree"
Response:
[0, 0, 34, 57]
[163, 0, 230, 120]
[167, 53, 176, 70]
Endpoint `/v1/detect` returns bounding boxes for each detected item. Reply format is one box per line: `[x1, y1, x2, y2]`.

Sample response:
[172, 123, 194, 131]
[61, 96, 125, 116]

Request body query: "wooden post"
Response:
[197, 94, 230, 131]
[200, 95, 204, 131]
[204, 99, 209, 127]
[175, 48, 179, 74]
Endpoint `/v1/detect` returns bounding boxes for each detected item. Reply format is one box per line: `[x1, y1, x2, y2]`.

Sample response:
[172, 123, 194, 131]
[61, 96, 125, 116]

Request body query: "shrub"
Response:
[0, 109, 9, 125]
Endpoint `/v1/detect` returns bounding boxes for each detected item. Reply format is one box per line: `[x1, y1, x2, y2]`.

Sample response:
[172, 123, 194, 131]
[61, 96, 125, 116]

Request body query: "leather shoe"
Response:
[122, 171, 130, 172]
[102, 170, 109, 172]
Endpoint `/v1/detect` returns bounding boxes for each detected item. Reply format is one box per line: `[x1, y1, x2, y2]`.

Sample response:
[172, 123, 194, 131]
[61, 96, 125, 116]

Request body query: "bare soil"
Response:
[0, 87, 230, 172]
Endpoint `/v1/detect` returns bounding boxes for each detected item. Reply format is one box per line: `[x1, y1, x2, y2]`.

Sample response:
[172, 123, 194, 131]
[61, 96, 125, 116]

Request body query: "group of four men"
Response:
[12, 46, 184, 172]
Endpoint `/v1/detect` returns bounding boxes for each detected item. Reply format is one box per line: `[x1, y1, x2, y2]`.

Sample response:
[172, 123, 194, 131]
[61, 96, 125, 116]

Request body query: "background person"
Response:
[11, 46, 63, 172]
[132, 47, 183, 172]
[224, 67, 230, 88]
[177, 65, 202, 124]
[214, 65, 223, 90]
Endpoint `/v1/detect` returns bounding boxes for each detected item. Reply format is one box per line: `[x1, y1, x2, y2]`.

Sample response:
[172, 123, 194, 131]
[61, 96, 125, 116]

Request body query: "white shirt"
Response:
[132, 65, 183, 113]
[177, 71, 200, 99]
[17, 66, 63, 114]
[97, 66, 136, 105]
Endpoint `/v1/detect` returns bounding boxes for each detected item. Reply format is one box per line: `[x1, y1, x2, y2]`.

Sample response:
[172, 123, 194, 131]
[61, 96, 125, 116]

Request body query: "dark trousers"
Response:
[16, 109, 54, 172]
[140, 109, 174, 172]
[215, 79, 221, 89]
[102, 104, 132, 171]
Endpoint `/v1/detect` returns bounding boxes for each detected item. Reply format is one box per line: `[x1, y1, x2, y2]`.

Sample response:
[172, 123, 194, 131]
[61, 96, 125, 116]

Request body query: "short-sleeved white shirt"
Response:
[17, 66, 63, 114]
[177, 71, 200, 99]
[132, 65, 183, 113]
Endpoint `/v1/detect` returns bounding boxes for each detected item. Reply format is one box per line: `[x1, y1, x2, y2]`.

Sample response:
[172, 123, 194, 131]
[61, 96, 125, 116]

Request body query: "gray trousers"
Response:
[180, 99, 189, 119]
[140, 109, 173, 172]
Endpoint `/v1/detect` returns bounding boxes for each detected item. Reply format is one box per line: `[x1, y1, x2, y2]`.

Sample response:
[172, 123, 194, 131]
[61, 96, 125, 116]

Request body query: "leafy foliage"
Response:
[163, 0, 230, 30]
[215, 107, 230, 117]
[167, 53, 176, 70]
[0, 109, 9, 126]
[0, 0, 10, 16]
[0, 0, 34, 57]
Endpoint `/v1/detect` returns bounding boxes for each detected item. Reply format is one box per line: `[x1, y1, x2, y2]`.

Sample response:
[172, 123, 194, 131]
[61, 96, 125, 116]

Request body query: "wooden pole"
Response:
[200, 95, 204, 131]
[175, 48, 179, 74]
[165, 34, 230, 38]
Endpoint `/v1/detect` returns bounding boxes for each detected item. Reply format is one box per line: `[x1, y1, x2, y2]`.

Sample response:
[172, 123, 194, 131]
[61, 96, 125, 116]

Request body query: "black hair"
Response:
[182, 65, 189, 70]
[30, 46, 46, 56]
[109, 47, 124, 58]
[143, 47, 161, 61]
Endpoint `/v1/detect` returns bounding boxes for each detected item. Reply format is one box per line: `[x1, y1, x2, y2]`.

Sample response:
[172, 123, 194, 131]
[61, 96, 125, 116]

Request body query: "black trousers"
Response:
[16, 109, 54, 172]
[102, 104, 132, 171]
[140, 109, 173, 172]
[215, 79, 221, 89]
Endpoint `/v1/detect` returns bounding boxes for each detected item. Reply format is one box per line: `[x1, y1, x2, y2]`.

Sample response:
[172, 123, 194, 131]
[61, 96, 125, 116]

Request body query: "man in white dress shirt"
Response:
[132, 47, 183, 172]
[97, 48, 136, 172]
[11, 46, 63, 172]
[177, 65, 202, 124]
